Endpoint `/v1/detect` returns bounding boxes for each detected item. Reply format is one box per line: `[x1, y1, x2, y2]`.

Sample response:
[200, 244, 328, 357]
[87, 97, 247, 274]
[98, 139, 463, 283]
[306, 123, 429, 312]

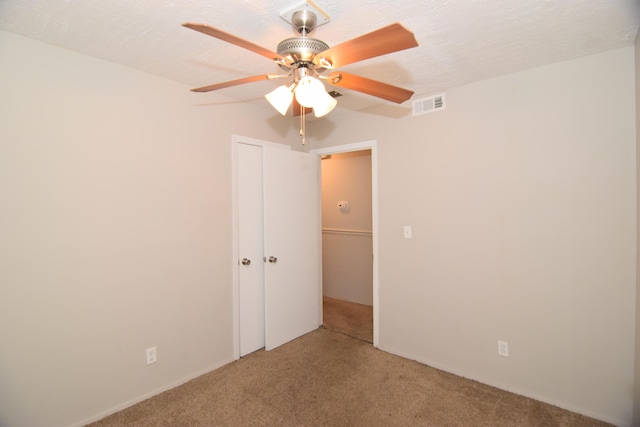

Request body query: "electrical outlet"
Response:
[146, 346, 157, 365]
[498, 341, 509, 357]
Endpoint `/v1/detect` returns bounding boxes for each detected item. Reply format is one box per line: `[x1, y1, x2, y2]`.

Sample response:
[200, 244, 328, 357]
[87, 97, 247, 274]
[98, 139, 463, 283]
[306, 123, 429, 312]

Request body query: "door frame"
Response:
[231, 135, 292, 360]
[311, 140, 380, 348]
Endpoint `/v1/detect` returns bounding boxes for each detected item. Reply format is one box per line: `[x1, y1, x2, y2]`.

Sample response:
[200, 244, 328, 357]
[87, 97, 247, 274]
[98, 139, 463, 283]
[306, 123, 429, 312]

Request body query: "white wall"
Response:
[0, 30, 298, 427]
[321, 151, 373, 305]
[309, 47, 637, 426]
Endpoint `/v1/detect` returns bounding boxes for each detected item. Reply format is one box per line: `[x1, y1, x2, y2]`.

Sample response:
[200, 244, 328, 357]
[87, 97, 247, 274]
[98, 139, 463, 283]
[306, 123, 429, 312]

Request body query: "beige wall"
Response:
[309, 47, 637, 426]
[321, 151, 373, 305]
[0, 31, 298, 427]
[1, 29, 637, 427]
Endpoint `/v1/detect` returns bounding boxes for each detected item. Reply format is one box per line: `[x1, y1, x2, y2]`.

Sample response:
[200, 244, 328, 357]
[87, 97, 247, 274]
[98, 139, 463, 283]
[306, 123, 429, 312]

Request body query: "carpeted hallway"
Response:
[89, 326, 611, 426]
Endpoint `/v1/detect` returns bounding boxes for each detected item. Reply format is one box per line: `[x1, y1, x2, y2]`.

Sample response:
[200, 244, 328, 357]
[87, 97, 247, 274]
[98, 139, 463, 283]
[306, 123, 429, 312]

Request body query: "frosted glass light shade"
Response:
[265, 85, 293, 115]
[294, 76, 325, 108]
[313, 90, 337, 117]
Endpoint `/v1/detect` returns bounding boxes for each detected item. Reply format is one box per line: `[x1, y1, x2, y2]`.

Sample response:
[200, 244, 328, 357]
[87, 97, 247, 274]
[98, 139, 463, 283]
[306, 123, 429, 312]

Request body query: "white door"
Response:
[263, 148, 320, 350]
[237, 142, 320, 354]
[238, 143, 265, 356]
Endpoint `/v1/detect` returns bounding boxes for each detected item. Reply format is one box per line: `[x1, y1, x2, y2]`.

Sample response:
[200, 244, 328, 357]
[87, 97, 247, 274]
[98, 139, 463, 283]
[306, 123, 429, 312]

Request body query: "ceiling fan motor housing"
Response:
[277, 37, 329, 64]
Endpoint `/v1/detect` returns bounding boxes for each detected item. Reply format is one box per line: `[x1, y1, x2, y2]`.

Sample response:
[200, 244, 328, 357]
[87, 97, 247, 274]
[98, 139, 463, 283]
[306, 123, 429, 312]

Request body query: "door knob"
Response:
[241, 258, 251, 266]
[268, 256, 278, 263]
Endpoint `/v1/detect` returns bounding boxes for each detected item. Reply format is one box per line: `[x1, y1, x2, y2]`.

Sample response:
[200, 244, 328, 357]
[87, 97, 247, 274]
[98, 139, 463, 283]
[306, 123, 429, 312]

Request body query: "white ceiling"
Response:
[1, 0, 639, 116]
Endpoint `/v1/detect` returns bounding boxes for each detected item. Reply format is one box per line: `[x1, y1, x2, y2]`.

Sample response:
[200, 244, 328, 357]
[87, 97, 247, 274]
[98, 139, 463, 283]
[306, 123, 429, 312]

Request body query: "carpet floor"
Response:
[322, 296, 373, 343]
[88, 328, 611, 426]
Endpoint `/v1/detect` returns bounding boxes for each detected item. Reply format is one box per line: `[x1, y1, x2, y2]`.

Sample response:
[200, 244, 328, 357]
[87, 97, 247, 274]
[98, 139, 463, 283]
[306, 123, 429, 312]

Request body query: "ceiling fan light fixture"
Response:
[265, 84, 294, 115]
[294, 76, 325, 108]
[312, 90, 337, 117]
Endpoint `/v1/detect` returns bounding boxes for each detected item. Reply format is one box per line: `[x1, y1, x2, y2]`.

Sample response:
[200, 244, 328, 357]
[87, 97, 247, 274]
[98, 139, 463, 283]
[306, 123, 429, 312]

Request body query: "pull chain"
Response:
[299, 103, 306, 145]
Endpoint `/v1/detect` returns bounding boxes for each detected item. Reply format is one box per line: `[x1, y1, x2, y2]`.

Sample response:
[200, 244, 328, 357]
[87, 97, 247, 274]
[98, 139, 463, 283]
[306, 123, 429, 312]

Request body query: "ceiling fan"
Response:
[182, 7, 419, 122]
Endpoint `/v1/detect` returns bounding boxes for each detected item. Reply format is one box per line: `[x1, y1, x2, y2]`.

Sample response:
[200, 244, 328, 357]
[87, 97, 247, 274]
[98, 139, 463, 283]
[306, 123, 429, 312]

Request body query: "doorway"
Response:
[311, 141, 379, 347]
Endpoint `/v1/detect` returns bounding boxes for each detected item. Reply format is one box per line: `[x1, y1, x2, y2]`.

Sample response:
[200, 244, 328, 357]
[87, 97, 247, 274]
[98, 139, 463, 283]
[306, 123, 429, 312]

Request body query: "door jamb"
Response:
[310, 140, 380, 348]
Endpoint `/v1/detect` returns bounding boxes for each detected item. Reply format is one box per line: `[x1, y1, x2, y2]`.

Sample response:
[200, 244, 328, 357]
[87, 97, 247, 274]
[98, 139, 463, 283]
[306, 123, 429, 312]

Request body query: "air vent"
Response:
[412, 93, 446, 116]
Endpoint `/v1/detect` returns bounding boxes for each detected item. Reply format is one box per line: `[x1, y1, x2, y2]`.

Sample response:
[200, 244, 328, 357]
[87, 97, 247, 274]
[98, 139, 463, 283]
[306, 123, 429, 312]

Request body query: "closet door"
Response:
[238, 143, 265, 356]
[263, 148, 320, 351]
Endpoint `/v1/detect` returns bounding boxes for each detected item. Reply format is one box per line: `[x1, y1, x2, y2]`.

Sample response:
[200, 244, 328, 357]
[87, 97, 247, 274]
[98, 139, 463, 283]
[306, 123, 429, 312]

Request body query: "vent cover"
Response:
[412, 93, 446, 116]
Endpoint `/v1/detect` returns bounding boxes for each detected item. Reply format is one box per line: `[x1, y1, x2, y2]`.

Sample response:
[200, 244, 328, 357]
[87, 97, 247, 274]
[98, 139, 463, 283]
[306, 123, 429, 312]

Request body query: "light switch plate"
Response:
[403, 225, 412, 239]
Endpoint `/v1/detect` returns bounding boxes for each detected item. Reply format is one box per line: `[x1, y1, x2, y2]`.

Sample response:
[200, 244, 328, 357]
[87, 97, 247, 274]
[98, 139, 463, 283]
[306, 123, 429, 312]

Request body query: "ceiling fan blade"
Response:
[328, 72, 414, 104]
[314, 23, 418, 69]
[183, 22, 283, 61]
[191, 75, 271, 92]
[292, 98, 313, 116]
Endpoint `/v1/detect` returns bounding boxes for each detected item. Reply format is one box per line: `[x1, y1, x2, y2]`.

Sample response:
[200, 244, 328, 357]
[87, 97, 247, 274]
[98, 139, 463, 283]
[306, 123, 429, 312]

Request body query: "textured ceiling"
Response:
[1, 0, 639, 116]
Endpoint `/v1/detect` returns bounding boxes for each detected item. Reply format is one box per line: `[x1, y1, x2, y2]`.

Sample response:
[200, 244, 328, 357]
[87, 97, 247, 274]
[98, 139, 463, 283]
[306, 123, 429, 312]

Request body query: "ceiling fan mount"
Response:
[290, 9, 319, 36]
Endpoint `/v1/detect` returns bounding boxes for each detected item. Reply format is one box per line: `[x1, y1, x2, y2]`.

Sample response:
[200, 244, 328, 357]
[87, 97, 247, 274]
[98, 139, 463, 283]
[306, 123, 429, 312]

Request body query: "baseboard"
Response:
[70, 359, 234, 427]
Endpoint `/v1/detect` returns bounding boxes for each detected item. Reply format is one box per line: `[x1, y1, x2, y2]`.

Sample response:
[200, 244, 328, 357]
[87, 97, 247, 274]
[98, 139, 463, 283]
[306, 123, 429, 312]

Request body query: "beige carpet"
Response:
[88, 328, 611, 427]
[322, 296, 373, 343]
